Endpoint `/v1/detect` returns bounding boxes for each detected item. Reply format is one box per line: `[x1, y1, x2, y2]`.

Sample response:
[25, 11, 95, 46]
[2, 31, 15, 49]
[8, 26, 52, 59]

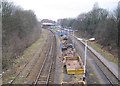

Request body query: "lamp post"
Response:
[84, 40, 88, 74]
[82, 38, 95, 81]
[73, 30, 78, 48]
[73, 30, 75, 48]
[84, 38, 95, 68]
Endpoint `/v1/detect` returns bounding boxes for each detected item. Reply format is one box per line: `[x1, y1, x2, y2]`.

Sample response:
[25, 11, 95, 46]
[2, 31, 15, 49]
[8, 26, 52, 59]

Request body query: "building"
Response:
[41, 19, 56, 29]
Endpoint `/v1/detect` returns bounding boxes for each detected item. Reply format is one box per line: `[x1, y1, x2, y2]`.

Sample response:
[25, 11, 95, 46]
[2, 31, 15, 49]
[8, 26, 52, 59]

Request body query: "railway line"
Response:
[91, 51, 119, 85]
[8, 40, 49, 85]
[33, 30, 56, 85]
[4, 28, 119, 85]
[72, 35, 119, 85]
[59, 33, 86, 85]
[7, 30, 56, 85]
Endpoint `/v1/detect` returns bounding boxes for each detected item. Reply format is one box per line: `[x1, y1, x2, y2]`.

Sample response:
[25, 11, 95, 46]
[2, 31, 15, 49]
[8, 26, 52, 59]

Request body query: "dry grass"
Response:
[88, 42, 118, 65]
[3, 29, 49, 84]
[75, 32, 118, 65]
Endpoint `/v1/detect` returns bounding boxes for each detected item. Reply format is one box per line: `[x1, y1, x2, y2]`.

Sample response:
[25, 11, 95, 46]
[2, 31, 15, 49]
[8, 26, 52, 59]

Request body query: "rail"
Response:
[33, 30, 56, 85]
[74, 36, 119, 85]
[8, 41, 48, 86]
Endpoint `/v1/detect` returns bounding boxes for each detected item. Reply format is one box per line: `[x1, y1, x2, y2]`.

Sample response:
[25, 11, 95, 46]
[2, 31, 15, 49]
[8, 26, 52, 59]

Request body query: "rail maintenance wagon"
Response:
[63, 56, 84, 75]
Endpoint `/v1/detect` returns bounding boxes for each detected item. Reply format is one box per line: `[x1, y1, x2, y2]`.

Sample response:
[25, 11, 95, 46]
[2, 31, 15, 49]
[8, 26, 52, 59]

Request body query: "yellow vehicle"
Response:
[62, 81, 86, 86]
[63, 56, 84, 75]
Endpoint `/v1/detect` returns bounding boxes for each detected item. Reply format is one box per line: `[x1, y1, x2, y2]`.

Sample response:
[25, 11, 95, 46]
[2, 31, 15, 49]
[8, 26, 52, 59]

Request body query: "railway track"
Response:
[7, 36, 50, 85]
[33, 30, 56, 85]
[91, 51, 119, 85]
[7, 30, 56, 85]
[73, 35, 119, 85]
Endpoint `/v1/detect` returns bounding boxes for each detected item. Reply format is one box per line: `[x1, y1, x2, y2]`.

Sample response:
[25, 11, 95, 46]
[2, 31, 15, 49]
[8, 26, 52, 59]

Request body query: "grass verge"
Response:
[3, 29, 49, 84]
[75, 31, 118, 65]
[88, 41, 118, 65]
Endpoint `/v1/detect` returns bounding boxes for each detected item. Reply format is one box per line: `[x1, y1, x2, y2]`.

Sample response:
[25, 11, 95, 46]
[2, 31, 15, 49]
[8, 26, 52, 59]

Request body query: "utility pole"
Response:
[73, 31, 75, 48]
[83, 38, 95, 81]
[84, 40, 88, 74]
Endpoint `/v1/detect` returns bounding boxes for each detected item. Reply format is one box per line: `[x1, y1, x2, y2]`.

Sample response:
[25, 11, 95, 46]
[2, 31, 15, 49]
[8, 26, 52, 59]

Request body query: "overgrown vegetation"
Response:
[2, 0, 41, 70]
[58, 2, 119, 58]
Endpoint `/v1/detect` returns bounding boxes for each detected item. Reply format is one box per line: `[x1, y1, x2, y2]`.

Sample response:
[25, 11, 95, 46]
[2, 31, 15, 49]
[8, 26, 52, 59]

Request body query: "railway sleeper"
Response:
[38, 78, 47, 81]
[37, 80, 47, 84]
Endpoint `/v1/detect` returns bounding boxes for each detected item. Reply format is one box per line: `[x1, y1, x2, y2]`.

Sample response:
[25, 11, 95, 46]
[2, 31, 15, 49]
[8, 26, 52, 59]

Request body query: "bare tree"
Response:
[2, 0, 41, 70]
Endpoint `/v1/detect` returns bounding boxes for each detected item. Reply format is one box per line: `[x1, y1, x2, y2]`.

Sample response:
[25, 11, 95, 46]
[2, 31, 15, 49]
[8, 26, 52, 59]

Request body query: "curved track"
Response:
[73, 35, 119, 85]
[91, 51, 119, 85]
[33, 30, 56, 85]
[8, 29, 56, 85]
[8, 40, 49, 85]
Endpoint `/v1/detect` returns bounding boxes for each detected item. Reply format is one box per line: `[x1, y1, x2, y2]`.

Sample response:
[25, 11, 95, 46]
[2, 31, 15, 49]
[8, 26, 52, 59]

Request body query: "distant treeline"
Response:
[58, 2, 120, 57]
[2, 0, 41, 70]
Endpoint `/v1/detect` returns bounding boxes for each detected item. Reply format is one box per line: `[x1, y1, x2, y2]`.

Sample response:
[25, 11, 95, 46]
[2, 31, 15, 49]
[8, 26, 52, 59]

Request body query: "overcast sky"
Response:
[11, 0, 119, 21]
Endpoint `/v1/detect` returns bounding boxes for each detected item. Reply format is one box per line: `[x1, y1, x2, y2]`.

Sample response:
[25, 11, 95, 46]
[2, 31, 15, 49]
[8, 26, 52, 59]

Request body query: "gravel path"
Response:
[54, 32, 63, 84]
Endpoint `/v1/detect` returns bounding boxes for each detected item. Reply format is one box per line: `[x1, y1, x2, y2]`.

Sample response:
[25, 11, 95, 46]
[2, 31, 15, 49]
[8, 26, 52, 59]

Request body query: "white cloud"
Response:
[10, 0, 119, 21]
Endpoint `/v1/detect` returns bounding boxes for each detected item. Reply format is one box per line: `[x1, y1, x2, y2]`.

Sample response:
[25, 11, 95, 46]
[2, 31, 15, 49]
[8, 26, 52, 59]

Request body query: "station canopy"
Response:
[42, 23, 55, 26]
